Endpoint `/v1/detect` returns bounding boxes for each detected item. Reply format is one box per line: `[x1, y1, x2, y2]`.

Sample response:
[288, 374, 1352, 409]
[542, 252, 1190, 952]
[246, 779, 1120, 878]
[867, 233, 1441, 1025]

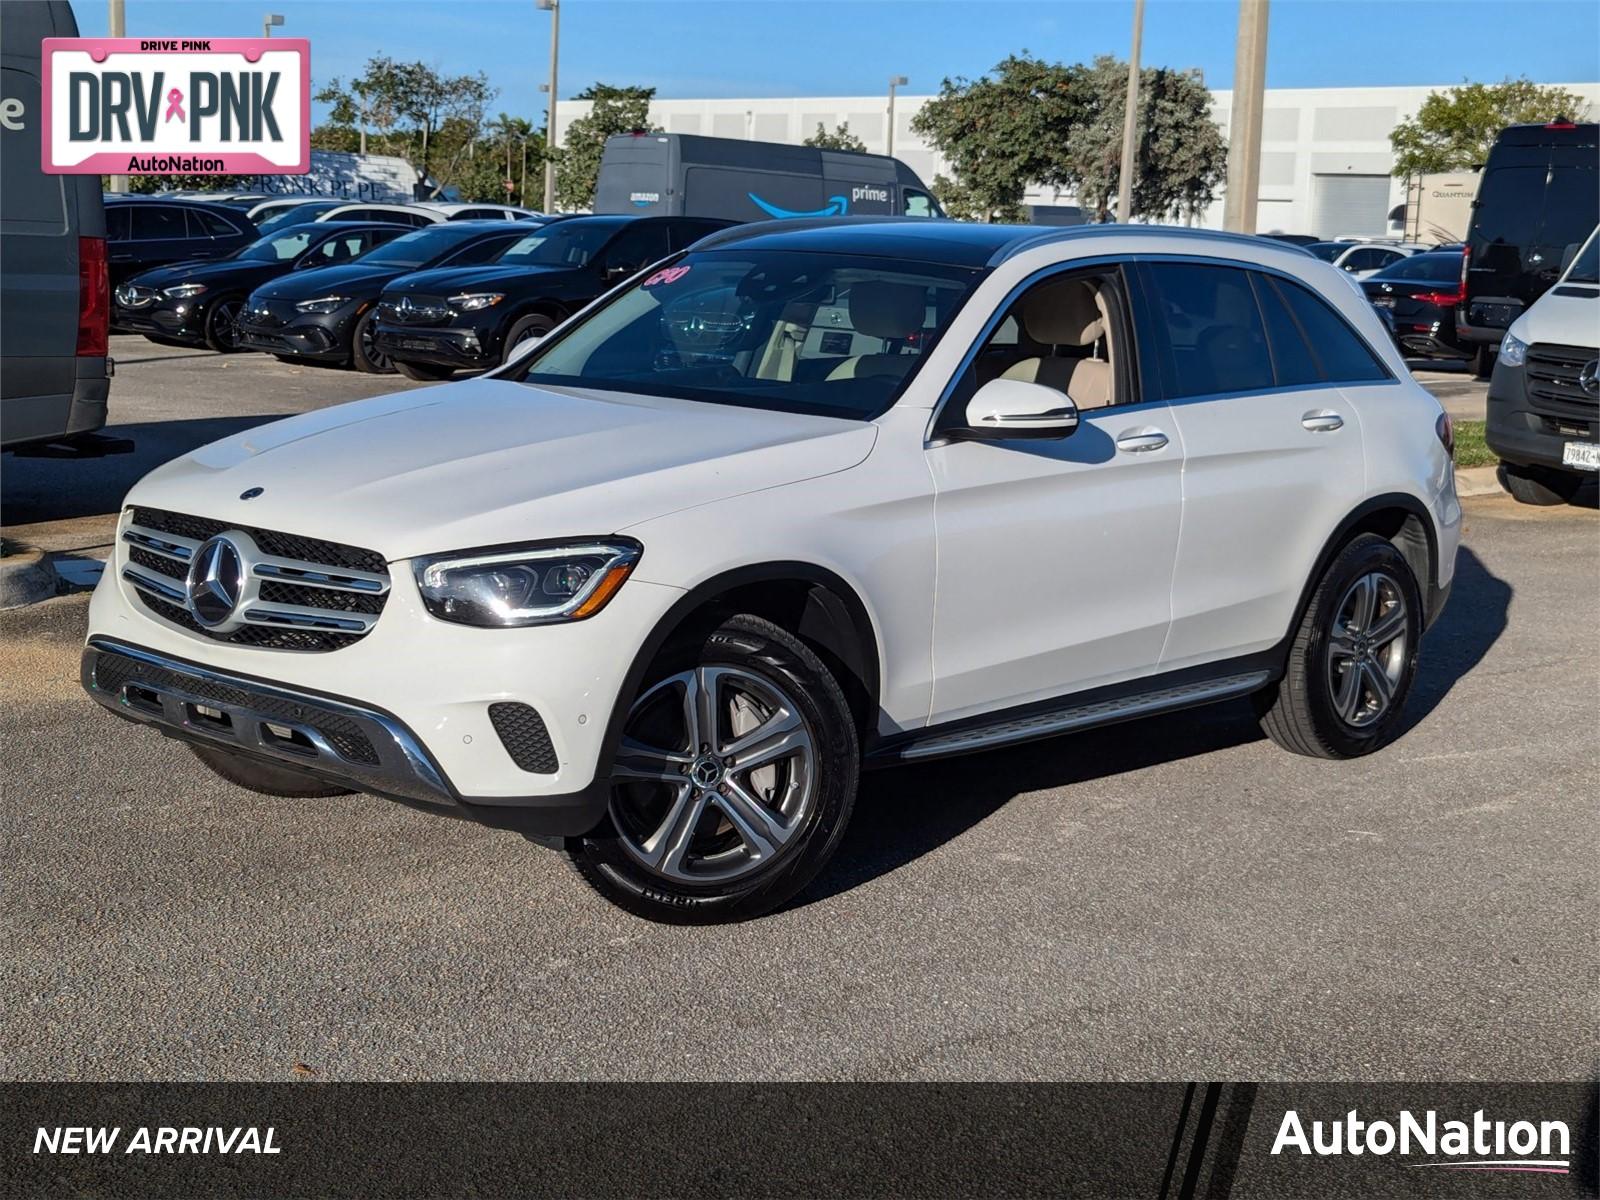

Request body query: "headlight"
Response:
[294, 295, 350, 313]
[163, 283, 207, 298]
[413, 539, 640, 628]
[447, 292, 504, 311]
[1498, 331, 1527, 367]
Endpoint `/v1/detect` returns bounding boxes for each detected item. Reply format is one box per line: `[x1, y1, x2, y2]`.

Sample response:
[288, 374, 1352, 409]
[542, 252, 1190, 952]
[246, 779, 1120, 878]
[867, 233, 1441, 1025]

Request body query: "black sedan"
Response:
[112, 223, 408, 352]
[236, 221, 535, 373]
[1361, 251, 1467, 360]
[105, 197, 258, 290]
[372, 215, 731, 379]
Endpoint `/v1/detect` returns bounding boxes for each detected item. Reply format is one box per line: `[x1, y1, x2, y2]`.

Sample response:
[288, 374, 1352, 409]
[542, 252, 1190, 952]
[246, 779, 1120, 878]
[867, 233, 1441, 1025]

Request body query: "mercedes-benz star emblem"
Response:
[1580, 358, 1600, 397]
[186, 535, 245, 627]
[398, 296, 415, 316]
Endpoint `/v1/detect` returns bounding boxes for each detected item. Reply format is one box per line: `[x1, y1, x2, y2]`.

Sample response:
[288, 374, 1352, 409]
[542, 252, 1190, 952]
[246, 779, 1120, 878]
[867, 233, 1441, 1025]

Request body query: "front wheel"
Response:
[502, 314, 555, 363]
[350, 308, 394, 374]
[1257, 533, 1422, 759]
[1498, 461, 1581, 506]
[568, 614, 859, 923]
[203, 296, 245, 353]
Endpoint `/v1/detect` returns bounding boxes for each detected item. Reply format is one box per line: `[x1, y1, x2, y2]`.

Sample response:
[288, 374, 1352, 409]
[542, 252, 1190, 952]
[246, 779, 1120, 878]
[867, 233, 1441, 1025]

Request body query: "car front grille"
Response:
[121, 506, 390, 652]
[115, 284, 160, 309]
[1524, 343, 1599, 424]
[378, 296, 452, 325]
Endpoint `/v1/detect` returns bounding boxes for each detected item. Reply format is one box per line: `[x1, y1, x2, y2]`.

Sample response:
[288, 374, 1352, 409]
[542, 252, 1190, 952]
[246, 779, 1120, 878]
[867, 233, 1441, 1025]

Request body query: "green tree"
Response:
[803, 122, 867, 152]
[911, 53, 1081, 222]
[553, 83, 658, 211]
[1390, 78, 1590, 175]
[124, 172, 254, 194]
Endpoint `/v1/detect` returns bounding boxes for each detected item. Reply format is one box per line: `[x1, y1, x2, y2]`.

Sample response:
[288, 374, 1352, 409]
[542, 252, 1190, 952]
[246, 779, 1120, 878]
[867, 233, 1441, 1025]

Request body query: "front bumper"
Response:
[1485, 356, 1599, 472]
[113, 301, 208, 343]
[373, 322, 497, 369]
[81, 637, 609, 837]
[236, 317, 349, 361]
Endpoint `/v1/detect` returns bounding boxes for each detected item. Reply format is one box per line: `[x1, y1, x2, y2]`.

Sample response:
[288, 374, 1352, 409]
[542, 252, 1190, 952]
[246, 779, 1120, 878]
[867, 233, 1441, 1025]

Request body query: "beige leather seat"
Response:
[825, 281, 925, 381]
[1000, 278, 1115, 408]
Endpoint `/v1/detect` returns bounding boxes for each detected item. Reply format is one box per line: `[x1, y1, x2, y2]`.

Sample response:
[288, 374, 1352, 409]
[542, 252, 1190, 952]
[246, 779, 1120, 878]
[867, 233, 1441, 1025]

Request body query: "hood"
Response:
[128, 377, 877, 560]
[255, 262, 407, 300]
[1508, 285, 1599, 348]
[125, 257, 277, 290]
[383, 263, 577, 296]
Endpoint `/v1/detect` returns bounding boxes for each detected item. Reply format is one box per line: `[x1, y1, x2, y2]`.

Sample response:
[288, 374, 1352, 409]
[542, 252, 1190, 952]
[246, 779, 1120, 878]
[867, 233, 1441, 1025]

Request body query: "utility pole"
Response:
[1115, 0, 1146, 223]
[1223, 0, 1269, 233]
[537, 0, 560, 212]
[107, 0, 126, 192]
[359, 90, 368, 156]
[886, 75, 907, 157]
[262, 12, 283, 38]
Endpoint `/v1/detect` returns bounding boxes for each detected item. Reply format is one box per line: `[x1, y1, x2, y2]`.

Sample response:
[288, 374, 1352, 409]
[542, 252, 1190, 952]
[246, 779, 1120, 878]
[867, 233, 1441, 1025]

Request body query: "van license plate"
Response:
[1561, 442, 1600, 471]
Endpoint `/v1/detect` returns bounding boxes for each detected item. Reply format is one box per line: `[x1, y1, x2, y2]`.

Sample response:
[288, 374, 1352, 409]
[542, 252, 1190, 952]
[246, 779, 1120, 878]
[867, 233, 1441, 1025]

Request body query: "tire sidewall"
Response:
[503, 314, 555, 364]
[204, 296, 244, 353]
[350, 308, 393, 374]
[570, 617, 859, 923]
[1303, 536, 1423, 756]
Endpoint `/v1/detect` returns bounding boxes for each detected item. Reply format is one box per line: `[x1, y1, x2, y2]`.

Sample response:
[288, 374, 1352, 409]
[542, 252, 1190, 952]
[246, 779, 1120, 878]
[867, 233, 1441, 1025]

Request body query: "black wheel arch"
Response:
[1288, 493, 1441, 646]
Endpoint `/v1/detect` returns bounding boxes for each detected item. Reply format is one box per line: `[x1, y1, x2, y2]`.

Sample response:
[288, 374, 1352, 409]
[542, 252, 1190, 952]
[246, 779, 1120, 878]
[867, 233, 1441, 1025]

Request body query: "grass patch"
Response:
[1453, 419, 1496, 469]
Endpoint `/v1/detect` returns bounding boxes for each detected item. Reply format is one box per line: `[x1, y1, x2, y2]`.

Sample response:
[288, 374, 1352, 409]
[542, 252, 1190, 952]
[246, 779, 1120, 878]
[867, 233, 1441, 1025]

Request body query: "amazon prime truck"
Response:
[593, 132, 943, 223]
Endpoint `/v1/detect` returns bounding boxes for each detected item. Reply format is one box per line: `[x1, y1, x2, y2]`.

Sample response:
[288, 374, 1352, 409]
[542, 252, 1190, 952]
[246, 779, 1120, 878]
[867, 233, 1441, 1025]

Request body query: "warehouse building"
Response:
[555, 81, 1599, 236]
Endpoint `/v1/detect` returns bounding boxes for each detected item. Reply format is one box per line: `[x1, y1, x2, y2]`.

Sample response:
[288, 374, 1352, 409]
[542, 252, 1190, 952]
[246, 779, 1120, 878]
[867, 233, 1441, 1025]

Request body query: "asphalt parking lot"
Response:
[2, 335, 1595, 1082]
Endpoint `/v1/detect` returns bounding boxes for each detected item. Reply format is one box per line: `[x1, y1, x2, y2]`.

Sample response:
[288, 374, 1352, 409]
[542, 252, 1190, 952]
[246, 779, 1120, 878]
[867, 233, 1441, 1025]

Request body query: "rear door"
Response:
[1137, 260, 1378, 669]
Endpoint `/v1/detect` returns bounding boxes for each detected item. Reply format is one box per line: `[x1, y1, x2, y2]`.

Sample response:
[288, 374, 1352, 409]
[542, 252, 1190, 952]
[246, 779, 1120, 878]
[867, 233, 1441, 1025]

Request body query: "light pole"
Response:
[262, 13, 284, 38]
[1115, 0, 1145, 223]
[1223, 0, 1270, 233]
[107, 0, 127, 192]
[886, 75, 908, 157]
[537, 0, 559, 213]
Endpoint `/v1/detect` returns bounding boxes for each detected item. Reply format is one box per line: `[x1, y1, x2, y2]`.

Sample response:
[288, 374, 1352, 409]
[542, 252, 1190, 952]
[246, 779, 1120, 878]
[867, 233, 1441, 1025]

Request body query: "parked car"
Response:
[1361, 251, 1469, 360]
[237, 221, 535, 373]
[373, 214, 731, 379]
[254, 200, 348, 233]
[252, 201, 442, 236]
[1487, 225, 1599, 505]
[1459, 121, 1598, 378]
[1305, 241, 1423, 279]
[417, 202, 545, 222]
[245, 196, 331, 225]
[82, 220, 1460, 923]
[104, 196, 258, 289]
[1261, 233, 1320, 247]
[112, 223, 409, 352]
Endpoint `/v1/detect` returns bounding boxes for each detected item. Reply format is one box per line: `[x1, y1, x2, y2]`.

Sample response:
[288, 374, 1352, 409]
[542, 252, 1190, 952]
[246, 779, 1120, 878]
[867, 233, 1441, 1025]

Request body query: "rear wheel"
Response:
[393, 359, 456, 381]
[568, 614, 859, 923]
[1258, 533, 1421, 759]
[203, 296, 245, 353]
[1498, 461, 1581, 506]
[189, 742, 353, 798]
[350, 308, 394, 374]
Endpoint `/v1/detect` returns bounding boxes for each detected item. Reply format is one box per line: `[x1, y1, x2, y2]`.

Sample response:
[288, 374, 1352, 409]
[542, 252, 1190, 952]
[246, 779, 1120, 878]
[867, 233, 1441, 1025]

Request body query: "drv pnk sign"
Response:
[41, 38, 309, 175]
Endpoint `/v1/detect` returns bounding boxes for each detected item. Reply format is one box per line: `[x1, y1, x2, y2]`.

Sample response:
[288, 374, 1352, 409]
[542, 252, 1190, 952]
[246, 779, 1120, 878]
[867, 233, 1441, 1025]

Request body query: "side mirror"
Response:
[954, 378, 1079, 441]
[502, 334, 545, 368]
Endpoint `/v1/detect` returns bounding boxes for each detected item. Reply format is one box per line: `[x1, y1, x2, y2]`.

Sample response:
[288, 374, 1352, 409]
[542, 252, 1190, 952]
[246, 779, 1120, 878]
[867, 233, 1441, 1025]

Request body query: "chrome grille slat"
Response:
[122, 566, 187, 604]
[252, 558, 389, 595]
[123, 526, 199, 562]
[240, 604, 376, 633]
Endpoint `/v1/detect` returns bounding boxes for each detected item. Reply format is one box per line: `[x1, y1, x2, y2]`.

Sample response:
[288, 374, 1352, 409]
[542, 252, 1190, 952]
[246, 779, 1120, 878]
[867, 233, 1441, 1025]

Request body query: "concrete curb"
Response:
[1455, 465, 1503, 499]
[0, 545, 60, 610]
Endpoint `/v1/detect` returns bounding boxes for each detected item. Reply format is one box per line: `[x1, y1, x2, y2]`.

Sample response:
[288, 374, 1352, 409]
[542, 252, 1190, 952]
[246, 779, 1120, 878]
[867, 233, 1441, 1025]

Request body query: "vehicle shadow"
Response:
[1, 415, 286, 530]
[799, 544, 1511, 909]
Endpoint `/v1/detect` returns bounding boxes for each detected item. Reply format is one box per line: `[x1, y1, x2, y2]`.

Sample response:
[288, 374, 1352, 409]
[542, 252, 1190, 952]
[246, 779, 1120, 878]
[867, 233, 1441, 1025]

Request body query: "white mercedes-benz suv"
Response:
[83, 220, 1461, 922]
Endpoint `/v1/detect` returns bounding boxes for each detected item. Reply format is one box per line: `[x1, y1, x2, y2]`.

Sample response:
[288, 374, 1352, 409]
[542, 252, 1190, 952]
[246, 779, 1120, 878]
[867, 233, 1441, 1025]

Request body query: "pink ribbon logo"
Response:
[164, 88, 185, 123]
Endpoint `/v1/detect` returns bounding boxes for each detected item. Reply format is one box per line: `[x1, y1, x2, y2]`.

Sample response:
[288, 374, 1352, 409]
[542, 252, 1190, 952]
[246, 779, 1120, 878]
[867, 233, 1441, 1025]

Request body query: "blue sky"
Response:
[81, 0, 1600, 124]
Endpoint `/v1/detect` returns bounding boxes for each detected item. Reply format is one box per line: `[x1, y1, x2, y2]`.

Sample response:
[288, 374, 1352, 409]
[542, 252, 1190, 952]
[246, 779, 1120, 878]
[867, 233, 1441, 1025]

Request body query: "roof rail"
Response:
[987, 223, 1294, 265]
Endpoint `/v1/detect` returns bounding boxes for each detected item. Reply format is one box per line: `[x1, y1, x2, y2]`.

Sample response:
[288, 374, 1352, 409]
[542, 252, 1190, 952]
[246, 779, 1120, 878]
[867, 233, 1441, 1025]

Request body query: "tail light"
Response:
[1436, 411, 1454, 459]
[1544, 118, 1577, 130]
[1411, 290, 1461, 308]
[77, 236, 109, 357]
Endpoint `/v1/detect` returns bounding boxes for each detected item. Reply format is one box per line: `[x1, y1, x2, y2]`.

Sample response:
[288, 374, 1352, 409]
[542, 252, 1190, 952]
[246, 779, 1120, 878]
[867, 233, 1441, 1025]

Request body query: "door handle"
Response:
[1115, 429, 1169, 453]
[1301, 411, 1344, 433]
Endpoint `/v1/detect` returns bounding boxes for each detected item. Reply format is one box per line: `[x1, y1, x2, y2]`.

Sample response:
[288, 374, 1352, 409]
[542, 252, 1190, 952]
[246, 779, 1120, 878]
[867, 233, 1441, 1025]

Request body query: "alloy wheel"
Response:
[1325, 571, 1408, 728]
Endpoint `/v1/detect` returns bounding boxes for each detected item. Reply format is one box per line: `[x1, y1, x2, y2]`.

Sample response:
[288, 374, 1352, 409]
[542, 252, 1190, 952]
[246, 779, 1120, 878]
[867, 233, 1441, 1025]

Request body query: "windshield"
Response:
[517, 250, 986, 420]
[1306, 243, 1346, 262]
[256, 202, 339, 234]
[354, 226, 476, 269]
[495, 222, 617, 268]
[235, 230, 317, 262]
[1562, 230, 1599, 283]
[1372, 253, 1459, 282]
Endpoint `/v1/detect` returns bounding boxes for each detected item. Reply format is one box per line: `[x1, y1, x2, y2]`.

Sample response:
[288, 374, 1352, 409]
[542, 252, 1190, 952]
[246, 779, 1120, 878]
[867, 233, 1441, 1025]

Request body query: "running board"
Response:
[871, 670, 1271, 764]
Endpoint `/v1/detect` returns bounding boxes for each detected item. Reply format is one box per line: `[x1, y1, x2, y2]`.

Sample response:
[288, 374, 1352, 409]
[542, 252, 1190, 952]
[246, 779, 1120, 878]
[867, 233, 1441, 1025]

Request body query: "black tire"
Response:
[202, 295, 245, 353]
[1471, 343, 1494, 380]
[189, 742, 353, 798]
[272, 354, 301, 364]
[393, 358, 456, 381]
[1497, 461, 1580, 506]
[502, 313, 555, 363]
[349, 308, 394, 374]
[568, 614, 860, 924]
[1257, 533, 1422, 759]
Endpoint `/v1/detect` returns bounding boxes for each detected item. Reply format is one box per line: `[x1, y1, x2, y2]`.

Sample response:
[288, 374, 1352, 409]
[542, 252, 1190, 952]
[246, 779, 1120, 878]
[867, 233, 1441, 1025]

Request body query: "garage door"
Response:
[1312, 174, 1390, 238]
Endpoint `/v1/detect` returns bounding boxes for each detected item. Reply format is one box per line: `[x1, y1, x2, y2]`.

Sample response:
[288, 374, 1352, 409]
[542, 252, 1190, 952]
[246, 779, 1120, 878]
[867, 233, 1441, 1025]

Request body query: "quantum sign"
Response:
[41, 38, 309, 175]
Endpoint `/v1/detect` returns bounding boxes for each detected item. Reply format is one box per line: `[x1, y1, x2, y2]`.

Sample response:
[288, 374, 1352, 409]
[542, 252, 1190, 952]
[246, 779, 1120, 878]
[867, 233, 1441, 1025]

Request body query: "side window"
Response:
[1266, 275, 1390, 383]
[106, 206, 132, 240]
[401, 212, 432, 227]
[131, 205, 187, 240]
[312, 234, 366, 263]
[189, 209, 241, 238]
[1252, 273, 1323, 387]
[1142, 262, 1273, 398]
[903, 190, 934, 218]
[605, 224, 671, 272]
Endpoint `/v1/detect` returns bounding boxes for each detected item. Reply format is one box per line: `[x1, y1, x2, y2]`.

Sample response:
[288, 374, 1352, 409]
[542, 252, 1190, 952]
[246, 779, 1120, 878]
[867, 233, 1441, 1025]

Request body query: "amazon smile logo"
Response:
[747, 192, 849, 220]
